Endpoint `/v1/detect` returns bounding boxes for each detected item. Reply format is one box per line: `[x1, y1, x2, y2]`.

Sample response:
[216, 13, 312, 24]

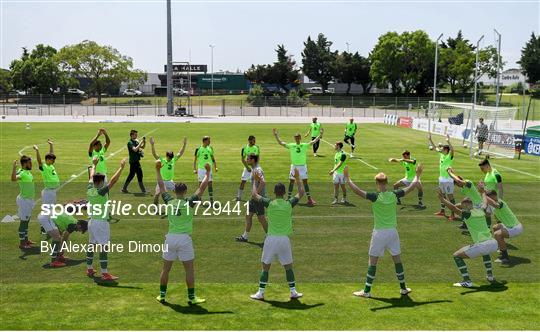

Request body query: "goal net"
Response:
[428, 101, 519, 158]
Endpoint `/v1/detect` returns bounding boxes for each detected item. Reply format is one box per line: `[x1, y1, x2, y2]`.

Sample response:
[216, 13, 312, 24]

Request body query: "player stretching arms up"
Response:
[344, 164, 423, 298]
[329, 141, 348, 205]
[236, 154, 267, 242]
[155, 162, 210, 305]
[86, 157, 126, 281]
[33, 140, 60, 234]
[304, 117, 322, 157]
[429, 134, 456, 220]
[149, 136, 187, 205]
[438, 191, 497, 288]
[193, 136, 217, 203]
[344, 118, 357, 155]
[88, 129, 111, 180]
[273, 128, 322, 206]
[249, 169, 304, 301]
[483, 190, 523, 264]
[236, 135, 260, 201]
[389, 150, 424, 208]
[11, 156, 36, 249]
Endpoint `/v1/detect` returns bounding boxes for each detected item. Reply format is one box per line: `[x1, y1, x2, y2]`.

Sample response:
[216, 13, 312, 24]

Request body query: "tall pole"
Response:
[433, 33, 443, 102]
[209, 44, 215, 95]
[166, 0, 173, 115]
[494, 29, 502, 107]
[470, 35, 484, 157]
[346, 42, 350, 52]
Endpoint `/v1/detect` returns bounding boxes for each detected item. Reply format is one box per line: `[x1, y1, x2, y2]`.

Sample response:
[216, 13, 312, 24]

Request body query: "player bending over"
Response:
[236, 135, 260, 201]
[304, 117, 322, 157]
[438, 191, 497, 288]
[11, 156, 36, 249]
[155, 161, 210, 305]
[389, 150, 424, 208]
[429, 134, 456, 220]
[150, 136, 187, 205]
[343, 118, 357, 155]
[273, 128, 322, 206]
[86, 157, 126, 281]
[88, 128, 111, 180]
[344, 164, 423, 298]
[193, 136, 217, 203]
[483, 190, 523, 264]
[249, 169, 304, 301]
[236, 154, 267, 242]
[446, 168, 484, 230]
[329, 141, 348, 205]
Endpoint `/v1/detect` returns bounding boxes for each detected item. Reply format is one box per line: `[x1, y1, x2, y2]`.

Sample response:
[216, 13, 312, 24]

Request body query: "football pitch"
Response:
[0, 122, 539, 330]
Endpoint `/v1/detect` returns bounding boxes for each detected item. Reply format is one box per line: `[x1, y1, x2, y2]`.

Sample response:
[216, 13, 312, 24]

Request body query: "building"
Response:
[478, 68, 529, 88]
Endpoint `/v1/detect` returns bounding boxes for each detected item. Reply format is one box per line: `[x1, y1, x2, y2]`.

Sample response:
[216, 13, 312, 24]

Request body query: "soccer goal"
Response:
[428, 101, 519, 159]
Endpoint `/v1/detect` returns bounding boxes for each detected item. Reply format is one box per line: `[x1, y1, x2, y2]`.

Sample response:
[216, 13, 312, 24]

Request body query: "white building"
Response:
[478, 68, 529, 88]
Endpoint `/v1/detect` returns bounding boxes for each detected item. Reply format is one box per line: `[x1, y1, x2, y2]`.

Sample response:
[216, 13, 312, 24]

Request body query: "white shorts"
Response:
[439, 177, 455, 194]
[16, 196, 35, 220]
[88, 219, 110, 245]
[261, 235, 293, 265]
[463, 239, 498, 259]
[333, 173, 345, 185]
[155, 180, 175, 194]
[41, 188, 58, 205]
[162, 233, 194, 262]
[369, 228, 401, 257]
[197, 169, 213, 182]
[289, 165, 308, 180]
[399, 178, 412, 186]
[38, 214, 57, 233]
[503, 223, 523, 238]
[241, 168, 252, 181]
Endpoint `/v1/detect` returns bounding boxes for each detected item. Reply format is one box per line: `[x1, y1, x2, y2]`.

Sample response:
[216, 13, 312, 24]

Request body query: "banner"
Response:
[383, 114, 398, 125]
[524, 135, 540, 156]
[397, 117, 413, 128]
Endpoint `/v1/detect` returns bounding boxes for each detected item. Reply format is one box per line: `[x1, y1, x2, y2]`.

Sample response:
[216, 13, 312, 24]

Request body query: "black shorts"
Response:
[478, 137, 487, 143]
[248, 199, 265, 216]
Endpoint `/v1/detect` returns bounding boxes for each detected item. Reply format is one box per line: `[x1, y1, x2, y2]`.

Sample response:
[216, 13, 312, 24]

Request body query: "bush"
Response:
[247, 84, 265, 106]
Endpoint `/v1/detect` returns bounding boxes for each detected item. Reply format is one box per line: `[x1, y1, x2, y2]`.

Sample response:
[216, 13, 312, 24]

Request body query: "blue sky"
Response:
[1, 0, 539, 73]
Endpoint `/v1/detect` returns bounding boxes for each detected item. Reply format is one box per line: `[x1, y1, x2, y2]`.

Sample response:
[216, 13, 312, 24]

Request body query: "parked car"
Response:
[122, 89, 142, 96]
[15, 90, 27, 96]
[173, 88, 189, 96]
[307, 87, 323, 94]
[67, 88, 85, 96]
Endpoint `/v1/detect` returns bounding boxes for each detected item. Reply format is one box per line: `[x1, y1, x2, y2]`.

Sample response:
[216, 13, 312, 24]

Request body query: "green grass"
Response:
[484, 94, 540, 120]
[1, 122, 539, 329]
[96, 94, 248, 106]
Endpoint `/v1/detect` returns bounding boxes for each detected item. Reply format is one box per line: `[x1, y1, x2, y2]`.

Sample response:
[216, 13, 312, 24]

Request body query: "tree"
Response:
[244, 45, 298, 92]
[399, 31, 434, 95]
[301, 33, 336, 92]
[355, 54, 372, 94]
[0, 69, 13, 93]
[56, 40, 146, 103]
[518, 32, 540, 84]
[333, 51, 355, 94]
[369, 32, 404, 93]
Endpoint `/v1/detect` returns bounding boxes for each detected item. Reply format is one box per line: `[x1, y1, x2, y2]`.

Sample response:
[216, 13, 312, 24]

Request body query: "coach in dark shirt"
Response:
[122, 129, 147, 193]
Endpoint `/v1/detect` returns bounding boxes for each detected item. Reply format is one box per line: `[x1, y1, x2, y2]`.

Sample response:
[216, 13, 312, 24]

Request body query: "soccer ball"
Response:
[463, 144, 468, 148]
[521, 149, 525, 153]
[473, 152, 478, 157]
[429, 145, 434, 150]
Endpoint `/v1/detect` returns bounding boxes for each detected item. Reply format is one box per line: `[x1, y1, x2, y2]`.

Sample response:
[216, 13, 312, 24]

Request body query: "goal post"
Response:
[428, 101, 519, 159]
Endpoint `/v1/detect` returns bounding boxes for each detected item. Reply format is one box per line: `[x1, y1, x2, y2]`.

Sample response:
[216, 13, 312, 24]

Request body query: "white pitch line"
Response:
[491, 163, 540, 180]
[320, 138, 378, 170]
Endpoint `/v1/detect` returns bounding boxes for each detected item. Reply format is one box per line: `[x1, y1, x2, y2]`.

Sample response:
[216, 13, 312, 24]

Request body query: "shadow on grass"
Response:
[506, 243, 519, 250]
[263, 298, 324, 310]
[92, 278, 143, 289]
[246, 240, 264, 249]
[369, 294, 452, 312]
[500, 256, 531, 267]
[41, 259, 86, 269]
[18, 246, 41, 260]
[162, 302, 233, 315]
[399, 204, 427, 212]
[460, 280, 508, 295]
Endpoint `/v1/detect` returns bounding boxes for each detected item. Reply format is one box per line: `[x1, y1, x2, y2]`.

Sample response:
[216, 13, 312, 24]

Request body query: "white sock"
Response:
[243, 231, 249, 239]
[237, 189, 243, 198]
[290, 287, 297, 293]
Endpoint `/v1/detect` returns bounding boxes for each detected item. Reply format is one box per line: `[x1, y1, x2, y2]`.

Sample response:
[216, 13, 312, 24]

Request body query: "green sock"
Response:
[99, 252, 108, 273]
[285, 269, 296, 291]
[418, 191, 423, 203]
[482, 255, 493, 277]
[304, 183, 311, 198]
[208, 184, 214, 202]
[86, 249, 94, 269]
[160, 284, 167, 297]
[188, 288, 195, 300]
[364, 265, 376, 293]
[486, 215, 492, 227]
[18, 219, 29, 244]
[259, 270, 269, 293]
[287, 183, 294, 199]
[394, 263, 407, 290]
[51, 240, 60, 262]
[453, 256, 471, 282]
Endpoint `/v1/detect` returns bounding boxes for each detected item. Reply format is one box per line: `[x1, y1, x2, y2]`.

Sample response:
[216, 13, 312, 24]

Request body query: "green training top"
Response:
[87, 184, 110, 221]
[242, 144, 260, 158]
[262, 197, 299, 236]
[366, 190, 405, 230]
[89, 147, 107, 175]
[461, 180, 483, 206]
[401, 159, 416, 182]
[345, 123, 357, 136]
[334, 150, 347, 174]
[494, 200, 519, 228]
[52, 213, 77, 233]
[462, 209, 493, 243]
[17, 169, 35, 199]
[195, 145, 214, 169]
[162, 192, 199, 234]
[438, 152, 453, 178]
[285, 143, 309, 166]
[40, 164, 60, 189]
[159, 156, 179, 181]
[310, 122, 321, 137]
[484, 169, 502, 193]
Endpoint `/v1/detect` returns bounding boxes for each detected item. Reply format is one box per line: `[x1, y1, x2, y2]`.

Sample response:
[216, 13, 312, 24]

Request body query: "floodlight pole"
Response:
[166, 0, 173, 115]
[470, 35, 484, 157]
[494, 29, 502, 107]
[209, 44, 215, 95]
[346, 42, 350, 52]
[433, 33, 443, 102]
